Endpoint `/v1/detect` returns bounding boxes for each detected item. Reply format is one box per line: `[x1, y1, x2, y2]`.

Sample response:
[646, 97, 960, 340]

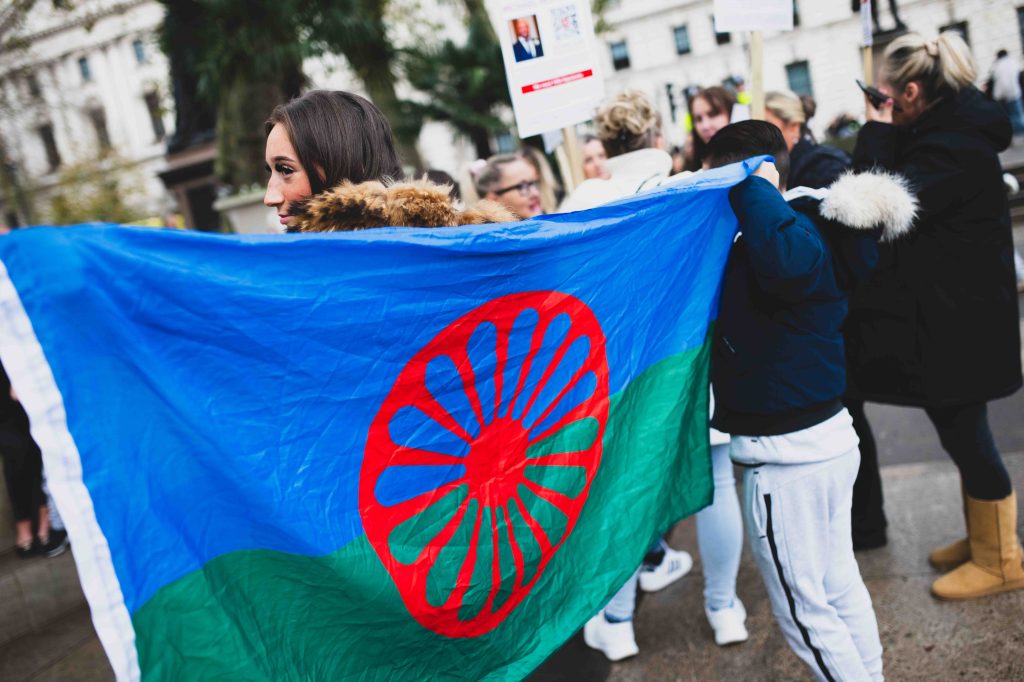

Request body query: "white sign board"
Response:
[713, 0, 794, 32]
[860, 0, 874, 47]
[489, 0, 605, 138]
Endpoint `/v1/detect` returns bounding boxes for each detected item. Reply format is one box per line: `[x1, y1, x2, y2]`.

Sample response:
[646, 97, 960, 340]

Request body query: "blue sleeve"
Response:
[728, 176, 828, 301]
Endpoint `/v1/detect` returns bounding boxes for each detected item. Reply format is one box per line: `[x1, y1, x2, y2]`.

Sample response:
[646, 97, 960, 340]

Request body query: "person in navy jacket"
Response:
[705, 120, 916, 682]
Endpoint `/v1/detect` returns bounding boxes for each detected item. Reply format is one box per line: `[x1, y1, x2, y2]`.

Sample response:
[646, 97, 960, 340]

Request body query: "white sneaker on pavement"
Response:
[638, 546, 693, 592]
[583, 612, 639, 662]
[705, 598, 749, 646]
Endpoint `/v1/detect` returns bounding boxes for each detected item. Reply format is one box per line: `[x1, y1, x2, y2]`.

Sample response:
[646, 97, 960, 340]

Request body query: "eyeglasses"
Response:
[494, 180, 540, 197]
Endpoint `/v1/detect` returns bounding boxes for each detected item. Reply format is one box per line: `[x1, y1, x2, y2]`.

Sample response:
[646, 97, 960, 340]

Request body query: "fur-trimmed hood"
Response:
[785, 170, 918, 242]
[289, 179, 519, 233]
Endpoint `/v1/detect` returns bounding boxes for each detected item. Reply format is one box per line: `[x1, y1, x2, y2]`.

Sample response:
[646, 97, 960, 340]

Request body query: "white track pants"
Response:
[741, 447, 883, 682]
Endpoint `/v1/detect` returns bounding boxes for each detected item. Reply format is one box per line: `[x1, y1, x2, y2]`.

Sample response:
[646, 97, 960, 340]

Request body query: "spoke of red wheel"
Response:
[381, 478, 463, 525]
[527, 450, 593, 468]
[502, 505, 527, 592]
[482, 507, 502, 614]
[385, 445, 469, 469]
[526, 358, 599, 440]
[523, 479, 576, 518]
[407, 381, 474, 445]
[514, 497, 553, 554]
[448, 344, 485, 432]
[519, 327, 587, 424]
[444, 504, 484, 610]
[412, 496, 471, 570]
[492, 314, 511, 423]
[529, 399, 601, 447]
[505, 309, 553, 419]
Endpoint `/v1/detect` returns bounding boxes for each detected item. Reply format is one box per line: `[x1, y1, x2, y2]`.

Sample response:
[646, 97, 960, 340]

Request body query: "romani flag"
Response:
[0, 160, 758, 680]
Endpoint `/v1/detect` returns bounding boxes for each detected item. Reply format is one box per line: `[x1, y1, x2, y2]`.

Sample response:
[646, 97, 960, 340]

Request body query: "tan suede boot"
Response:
[931, 492, 1024, 600]
[928, 482, 970, 572]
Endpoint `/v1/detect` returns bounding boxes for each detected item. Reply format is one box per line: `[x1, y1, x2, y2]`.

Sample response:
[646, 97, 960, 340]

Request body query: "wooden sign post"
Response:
[861, 0, 874, 85]
[750, 31, 765, 120]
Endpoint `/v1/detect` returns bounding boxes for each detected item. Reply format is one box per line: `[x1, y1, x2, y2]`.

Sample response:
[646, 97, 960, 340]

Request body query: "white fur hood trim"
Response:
[818, 171, 917, 241]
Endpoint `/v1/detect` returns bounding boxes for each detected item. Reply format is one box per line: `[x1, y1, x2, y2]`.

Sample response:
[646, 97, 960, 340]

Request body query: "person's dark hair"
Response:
[266, 90, 403, 196]
[998, 49, 1009, 59]
[684, 86, 737, 171]
[425, 169, 461, 201]
[705, 120, 790, 189]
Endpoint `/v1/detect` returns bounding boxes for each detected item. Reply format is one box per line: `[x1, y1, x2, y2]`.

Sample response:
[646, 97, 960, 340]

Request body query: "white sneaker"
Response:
[638, 546, 693, 592]
[705, 598, 749, 646]
[583, 612, 639, 662]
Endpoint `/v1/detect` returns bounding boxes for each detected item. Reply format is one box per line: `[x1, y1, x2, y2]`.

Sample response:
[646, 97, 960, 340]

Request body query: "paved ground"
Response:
[1, 195, 1022, 682]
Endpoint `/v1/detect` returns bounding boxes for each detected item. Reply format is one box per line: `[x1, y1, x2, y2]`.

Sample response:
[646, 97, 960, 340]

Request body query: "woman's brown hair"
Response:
[685, 86, 737, 171]
[266, 90, 403, 197]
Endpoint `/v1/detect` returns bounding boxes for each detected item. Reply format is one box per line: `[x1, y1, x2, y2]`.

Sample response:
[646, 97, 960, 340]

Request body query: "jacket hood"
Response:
[290, 179, 519, 233]
[818, 170, 918, 241]
[914, 86, 1012, 153]
[786, 170, 918, 242]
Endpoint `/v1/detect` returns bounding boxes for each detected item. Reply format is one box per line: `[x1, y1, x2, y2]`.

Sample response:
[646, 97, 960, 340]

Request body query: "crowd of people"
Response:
[260, 28, 1024, 681]
[3, 26, 1023, 682]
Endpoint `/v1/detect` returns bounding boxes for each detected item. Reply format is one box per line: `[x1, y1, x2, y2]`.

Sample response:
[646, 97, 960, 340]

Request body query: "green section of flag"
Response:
[132, 337, 713, 681]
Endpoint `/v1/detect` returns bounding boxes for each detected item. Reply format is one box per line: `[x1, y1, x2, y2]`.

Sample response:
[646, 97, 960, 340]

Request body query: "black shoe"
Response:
[36, 529, 69, 558]
[15, 540, 36, 559]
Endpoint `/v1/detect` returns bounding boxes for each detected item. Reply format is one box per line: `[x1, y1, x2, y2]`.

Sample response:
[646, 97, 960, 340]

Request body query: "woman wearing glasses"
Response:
[474, 154, 545, 219]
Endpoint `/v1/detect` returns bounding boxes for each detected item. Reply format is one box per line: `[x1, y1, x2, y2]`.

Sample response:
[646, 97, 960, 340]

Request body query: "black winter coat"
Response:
[847, 86, 1022, 407]
[788, 137, 851, 191]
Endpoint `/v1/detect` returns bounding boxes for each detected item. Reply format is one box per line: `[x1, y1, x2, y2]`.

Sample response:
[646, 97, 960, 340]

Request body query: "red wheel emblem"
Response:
[361, 291, 609, 637]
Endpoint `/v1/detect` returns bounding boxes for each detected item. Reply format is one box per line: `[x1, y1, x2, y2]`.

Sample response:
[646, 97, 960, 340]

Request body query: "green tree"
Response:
[401, 8, 511, 159]
[47, 153, 147, 225]
[159, 0, 425, 197]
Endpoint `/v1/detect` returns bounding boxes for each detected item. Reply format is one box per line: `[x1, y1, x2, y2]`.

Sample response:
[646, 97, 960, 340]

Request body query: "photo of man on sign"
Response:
[511, 16, 544, 62]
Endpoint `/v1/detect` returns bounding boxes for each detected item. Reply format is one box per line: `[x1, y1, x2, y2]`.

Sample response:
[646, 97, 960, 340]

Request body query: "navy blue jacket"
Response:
[711, 176, 878, 436]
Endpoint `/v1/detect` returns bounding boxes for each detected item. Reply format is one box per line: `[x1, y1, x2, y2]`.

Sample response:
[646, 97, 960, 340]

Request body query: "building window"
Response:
[939, 21, 969, 45]
[78, 56, 92, 82]
[1019, 8, 1024, 53]
[713, 16, 731, 45]
[673, 26, 691, 55]
[133, 38, 146, 64]
[144, 92, 165, 142]
[88, 107, 111, 151]
[610, 40, 630, 70]
[793, 0, 801, 27]
[786, 60, 813, 97]
[38, 124, 61, 170]
[25, 72, 41, 99]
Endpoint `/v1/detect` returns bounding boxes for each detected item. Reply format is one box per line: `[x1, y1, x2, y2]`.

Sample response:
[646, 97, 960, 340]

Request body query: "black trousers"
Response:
[0, 416, 45, 523]
[849, 400, 1012, 539]
[847, 401, 887, 544]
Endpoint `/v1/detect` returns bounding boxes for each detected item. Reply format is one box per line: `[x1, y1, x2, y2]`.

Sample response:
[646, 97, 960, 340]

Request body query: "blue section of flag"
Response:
[0, 159, 758, 614]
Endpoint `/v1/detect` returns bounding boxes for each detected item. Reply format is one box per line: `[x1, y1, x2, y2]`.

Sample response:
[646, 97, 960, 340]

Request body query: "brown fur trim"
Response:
[291, 179, 519, 232]
[458, 200, 519, 225]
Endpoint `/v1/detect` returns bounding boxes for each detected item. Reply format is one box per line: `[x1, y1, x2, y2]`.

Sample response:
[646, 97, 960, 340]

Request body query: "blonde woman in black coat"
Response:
[847, 31, 1023, 600]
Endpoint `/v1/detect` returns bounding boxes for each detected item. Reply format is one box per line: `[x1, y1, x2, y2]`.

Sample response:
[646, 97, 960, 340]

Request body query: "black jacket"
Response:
[847, 86, 1022, 407]
[788, 137, 851, 191]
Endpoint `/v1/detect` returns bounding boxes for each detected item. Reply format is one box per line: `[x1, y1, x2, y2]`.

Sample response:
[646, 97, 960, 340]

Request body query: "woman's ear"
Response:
[903, 81, 921, 103]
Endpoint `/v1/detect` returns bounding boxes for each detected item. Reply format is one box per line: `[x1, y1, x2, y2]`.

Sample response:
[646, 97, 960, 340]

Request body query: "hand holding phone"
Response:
[857, 79, 902, 113]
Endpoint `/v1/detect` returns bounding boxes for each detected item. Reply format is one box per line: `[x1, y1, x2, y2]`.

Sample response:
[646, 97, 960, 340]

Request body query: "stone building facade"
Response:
[596, 0, 1024, 143]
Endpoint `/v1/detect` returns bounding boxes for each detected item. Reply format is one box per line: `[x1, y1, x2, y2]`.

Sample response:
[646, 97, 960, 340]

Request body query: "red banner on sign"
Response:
[522, 69, 594, 94]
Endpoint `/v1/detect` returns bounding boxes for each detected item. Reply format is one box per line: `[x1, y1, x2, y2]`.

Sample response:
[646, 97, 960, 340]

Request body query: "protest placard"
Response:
[712, 0, 793, 32]
[489, 0, 604, 139]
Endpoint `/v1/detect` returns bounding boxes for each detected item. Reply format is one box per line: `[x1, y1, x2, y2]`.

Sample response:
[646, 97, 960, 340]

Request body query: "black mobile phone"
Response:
[857, 79, 902, 112]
